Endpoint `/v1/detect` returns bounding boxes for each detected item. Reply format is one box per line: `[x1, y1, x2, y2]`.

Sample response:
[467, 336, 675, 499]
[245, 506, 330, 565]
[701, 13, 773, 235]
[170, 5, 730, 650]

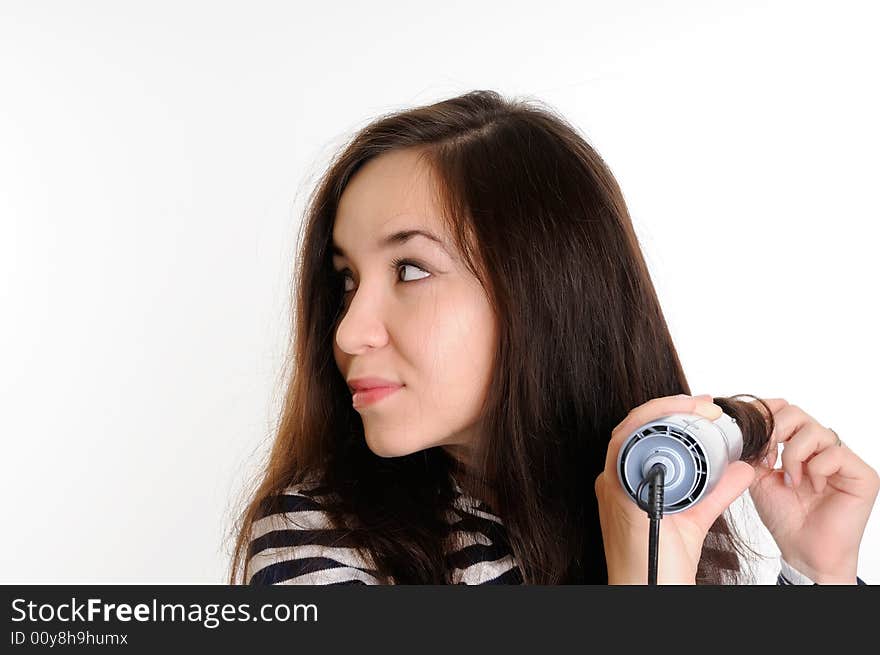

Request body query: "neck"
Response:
[441, 442, 498, 510]
[452, 466, 498, 513]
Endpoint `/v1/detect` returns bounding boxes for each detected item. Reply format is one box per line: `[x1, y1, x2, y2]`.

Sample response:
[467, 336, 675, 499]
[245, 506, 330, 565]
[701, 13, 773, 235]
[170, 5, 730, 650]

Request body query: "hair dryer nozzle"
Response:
[616, 412, 743, 514]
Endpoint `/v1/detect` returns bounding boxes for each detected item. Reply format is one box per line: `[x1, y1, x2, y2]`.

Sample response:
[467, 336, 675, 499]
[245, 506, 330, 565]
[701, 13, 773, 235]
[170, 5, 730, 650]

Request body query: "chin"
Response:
[364, 433, 424, 459]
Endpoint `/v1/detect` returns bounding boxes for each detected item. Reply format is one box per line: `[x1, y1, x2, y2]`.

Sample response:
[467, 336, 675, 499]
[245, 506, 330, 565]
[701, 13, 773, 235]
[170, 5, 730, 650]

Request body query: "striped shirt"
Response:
[246, 477, 523, 585]
[245, 478, 865, 586]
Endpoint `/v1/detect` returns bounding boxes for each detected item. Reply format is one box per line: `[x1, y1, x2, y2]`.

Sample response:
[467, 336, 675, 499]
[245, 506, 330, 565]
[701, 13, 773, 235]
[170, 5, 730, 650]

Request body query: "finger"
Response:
[780, 423, 840, 487]
[764, 404, 812, 474]
[805, 446, 844, 495]
[805, 443, 880, 496]
[771, 404, 816, 446]
[686, 460, 756, 534]
[750, 397, 789, 416]
[747, 398, 788, 468]
[606, 395, 721, 473]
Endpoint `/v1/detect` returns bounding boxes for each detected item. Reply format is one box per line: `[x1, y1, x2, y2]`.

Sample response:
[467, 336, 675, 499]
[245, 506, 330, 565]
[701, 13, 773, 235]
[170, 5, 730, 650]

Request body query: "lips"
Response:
[346, 376, 404, 409]
[351, 385, 402, 408]
[347, 376, 403, 393]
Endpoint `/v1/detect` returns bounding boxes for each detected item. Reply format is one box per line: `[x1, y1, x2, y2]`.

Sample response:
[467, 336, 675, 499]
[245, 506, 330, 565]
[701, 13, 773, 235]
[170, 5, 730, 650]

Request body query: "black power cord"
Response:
[635, 462, 666, 585]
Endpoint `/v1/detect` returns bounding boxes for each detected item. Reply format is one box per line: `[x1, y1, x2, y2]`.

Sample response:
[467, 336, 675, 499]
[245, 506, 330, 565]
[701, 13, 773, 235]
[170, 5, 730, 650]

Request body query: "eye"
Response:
[340, 272, 355, 294]
[392, 257, 431, 283]
[334, 258, 431, 296]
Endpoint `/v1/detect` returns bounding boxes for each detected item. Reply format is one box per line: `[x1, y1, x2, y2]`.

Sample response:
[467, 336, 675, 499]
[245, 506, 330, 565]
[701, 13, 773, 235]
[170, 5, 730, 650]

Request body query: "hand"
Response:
[749, 398, 880, 584]
[595, 394, 757, 584]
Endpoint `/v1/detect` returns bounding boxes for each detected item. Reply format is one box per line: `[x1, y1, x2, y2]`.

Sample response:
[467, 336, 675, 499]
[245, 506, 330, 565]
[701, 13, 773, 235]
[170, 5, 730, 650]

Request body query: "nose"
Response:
[334, 283, 392, 355]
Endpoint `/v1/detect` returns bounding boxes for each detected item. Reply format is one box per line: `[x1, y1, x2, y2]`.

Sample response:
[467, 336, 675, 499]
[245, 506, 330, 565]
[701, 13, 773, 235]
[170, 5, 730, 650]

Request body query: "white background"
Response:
[2, 0, 877, 584]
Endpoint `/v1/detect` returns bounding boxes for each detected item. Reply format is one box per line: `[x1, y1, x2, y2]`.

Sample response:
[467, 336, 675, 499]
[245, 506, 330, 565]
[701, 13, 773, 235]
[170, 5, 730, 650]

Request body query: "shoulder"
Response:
[245, 482, 384, 586]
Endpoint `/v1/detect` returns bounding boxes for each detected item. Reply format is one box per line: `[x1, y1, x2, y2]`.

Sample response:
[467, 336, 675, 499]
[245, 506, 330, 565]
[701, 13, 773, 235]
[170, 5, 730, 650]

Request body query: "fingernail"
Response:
[695, 401, 723, 418]
[784, 471, 793, 487]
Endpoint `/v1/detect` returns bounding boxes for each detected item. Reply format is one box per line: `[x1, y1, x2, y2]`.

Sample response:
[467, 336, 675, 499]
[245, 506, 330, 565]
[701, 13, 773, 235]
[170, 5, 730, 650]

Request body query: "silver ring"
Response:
[829, 427, 843, 447]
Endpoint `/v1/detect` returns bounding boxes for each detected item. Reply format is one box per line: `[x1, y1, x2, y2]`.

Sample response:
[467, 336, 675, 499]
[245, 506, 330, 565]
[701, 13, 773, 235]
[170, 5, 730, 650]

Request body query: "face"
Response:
[331, 148, 497, 467]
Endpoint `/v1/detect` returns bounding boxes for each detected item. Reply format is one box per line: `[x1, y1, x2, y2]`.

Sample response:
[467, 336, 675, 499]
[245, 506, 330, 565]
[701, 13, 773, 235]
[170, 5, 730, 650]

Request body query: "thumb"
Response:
[686, 460, 756, 534]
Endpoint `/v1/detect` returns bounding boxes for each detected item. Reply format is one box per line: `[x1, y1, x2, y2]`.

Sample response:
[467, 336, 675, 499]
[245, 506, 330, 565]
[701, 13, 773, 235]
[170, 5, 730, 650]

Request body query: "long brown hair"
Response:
[227, 90, 776, 584]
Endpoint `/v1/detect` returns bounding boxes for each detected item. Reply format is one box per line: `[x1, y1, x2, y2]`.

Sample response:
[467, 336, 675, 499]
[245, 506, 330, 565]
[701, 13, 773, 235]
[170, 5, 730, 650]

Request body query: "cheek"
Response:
[410, 293, 496, 407]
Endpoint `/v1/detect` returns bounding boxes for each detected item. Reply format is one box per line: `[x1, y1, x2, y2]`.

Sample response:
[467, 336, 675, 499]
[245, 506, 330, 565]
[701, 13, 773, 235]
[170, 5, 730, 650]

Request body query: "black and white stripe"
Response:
[246, 479, 523, 585]
[776, 562, 867, 586]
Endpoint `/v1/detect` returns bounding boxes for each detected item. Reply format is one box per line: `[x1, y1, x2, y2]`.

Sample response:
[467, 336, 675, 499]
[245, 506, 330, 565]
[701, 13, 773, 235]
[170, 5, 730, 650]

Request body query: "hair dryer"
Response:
[616, 412, 743, 514]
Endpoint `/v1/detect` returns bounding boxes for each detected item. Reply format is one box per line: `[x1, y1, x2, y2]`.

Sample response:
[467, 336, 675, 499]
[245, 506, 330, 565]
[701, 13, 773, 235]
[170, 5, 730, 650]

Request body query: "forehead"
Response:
[332, 150, 447, 247]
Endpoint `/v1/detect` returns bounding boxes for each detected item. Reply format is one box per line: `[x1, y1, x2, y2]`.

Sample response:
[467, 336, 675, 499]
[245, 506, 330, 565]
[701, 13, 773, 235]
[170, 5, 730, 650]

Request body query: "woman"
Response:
[228, 90, 878, 585]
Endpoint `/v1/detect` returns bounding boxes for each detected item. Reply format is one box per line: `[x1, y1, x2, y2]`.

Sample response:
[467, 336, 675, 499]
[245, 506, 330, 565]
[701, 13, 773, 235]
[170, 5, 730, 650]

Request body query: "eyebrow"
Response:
[331, 228, 450, 258]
